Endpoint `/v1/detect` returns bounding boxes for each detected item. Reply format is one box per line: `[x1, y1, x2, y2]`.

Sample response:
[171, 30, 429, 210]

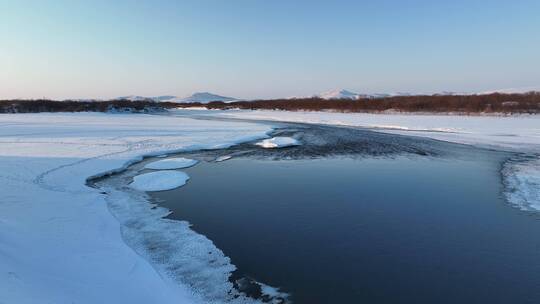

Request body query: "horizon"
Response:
[2, 0, 540, 100]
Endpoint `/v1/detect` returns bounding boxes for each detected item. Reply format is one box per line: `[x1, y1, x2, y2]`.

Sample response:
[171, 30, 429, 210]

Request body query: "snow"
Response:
[0, 112, 272, 304]
[119, 92, 238, 103]
[130, 171, 189, 191]
[292, 89, 414, 100]
[145, 157, 199, 170]
[479, 85, 540, 94]
[1, 109, 538, 304]
[179, 92, 237, 103]
[502, 156, 540, 211]
[215, 155, 233, 162]
[256, 137, 300, 148]
[255, 282, 289, 303]
[317, 89, 362, 100]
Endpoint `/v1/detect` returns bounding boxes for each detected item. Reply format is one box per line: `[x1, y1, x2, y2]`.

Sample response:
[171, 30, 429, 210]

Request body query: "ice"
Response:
[215, 155, 233, 162]
[256, 137, 300, 148]
[256, 282, 289, 303]
[0, 112, 272, 304]
[101, 184, 270, 304]
[130, 171, 189, 191]
[145, 157, 198, 170]
[502, 156, 540, 211]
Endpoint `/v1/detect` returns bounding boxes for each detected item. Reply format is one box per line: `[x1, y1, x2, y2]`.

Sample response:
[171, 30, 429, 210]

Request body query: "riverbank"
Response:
[0, 112, 272, 304]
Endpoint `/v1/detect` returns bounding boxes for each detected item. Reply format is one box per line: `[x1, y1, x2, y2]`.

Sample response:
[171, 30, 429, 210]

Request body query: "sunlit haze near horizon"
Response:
[1, 0, 539, 100]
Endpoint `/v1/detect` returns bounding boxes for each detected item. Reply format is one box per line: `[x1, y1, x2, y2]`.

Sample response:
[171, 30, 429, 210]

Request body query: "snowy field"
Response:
[1, 110, 539, 303]
[192, 109, 540, 211]
[0, 113, 271, 304]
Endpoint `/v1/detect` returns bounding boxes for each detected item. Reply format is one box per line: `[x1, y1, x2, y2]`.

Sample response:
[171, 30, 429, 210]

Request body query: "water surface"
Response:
[152, 152, 540, 303]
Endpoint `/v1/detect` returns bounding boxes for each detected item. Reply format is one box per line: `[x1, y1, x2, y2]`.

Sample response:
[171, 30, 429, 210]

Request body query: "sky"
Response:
[1, 0, 539, 100]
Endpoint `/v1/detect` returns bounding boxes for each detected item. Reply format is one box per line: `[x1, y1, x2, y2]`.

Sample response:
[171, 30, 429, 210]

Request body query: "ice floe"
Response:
[256, 137, 300, 148]
[215, 155, 233, 162]
[130, 171, 189, 191]
[145, 157, 198, 170]
[256, 282, 289, 303]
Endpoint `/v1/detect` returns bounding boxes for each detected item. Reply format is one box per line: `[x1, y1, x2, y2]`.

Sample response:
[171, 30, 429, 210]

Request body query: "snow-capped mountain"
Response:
[117, 92, 237, 103]
[479, 86, 540, 95]
[316, 89, 362, 100]
[311, 89, 392, 100]
[117, 95, 176, 102]
[178, 92, 237, 103]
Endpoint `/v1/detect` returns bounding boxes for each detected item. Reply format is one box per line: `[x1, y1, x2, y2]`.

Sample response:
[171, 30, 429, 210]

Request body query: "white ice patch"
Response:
[256, 282, 289, 304]
[130, 171, 189, 191]
[215, 155, 233, 162]
[502, 155, 540, 211]
[256, 137, 299, 149]
[145, 157, 199, 170]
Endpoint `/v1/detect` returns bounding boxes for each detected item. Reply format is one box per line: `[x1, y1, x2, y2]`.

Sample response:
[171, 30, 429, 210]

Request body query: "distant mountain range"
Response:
[310, 89, 392, 100]
[116, 87, 539, 104]
[117, 92, 237, 103]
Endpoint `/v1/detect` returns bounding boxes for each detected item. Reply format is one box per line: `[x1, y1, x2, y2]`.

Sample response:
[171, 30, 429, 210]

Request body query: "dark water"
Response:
[151, 149, 540, 303]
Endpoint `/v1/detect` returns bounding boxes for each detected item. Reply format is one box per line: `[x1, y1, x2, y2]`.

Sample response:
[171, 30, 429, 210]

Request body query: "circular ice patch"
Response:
[144, 157, 198, 170]
[129, 171, 189, 191]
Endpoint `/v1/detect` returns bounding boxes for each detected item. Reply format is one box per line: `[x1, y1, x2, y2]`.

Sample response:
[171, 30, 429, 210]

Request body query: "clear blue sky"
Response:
[1, 0, 539, 99]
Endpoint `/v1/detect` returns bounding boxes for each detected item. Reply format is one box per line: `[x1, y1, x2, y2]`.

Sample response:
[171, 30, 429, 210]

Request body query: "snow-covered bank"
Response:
[205, 109, 540, 211]
[0, 112, 272, 304]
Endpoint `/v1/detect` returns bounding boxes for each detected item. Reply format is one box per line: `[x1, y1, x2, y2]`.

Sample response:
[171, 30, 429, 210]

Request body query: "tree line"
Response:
[2, 92, 539, 114]
[0, 99, 175, 113]
[191, 92, 540, 114]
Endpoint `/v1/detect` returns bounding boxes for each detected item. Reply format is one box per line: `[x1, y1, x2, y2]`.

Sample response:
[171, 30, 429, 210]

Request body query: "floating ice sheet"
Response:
[215, 155, 232, 162]
[130, 171, 189, 191]
[145, 157, 198, 170]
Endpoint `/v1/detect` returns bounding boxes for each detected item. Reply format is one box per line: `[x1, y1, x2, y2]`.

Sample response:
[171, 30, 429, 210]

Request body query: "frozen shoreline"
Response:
[93, 155, 286, 304]
[0, 112, 272, 304]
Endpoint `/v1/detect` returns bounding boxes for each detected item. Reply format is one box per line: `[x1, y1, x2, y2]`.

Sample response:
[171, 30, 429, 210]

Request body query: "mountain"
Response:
[316, 89, 362, 100]
[117, 92, 237, 103]
[116, 95, 146, 101]
[311, 89, 393, 100]
[177, 92, 237, 103]
[479, 86, 540, 95]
